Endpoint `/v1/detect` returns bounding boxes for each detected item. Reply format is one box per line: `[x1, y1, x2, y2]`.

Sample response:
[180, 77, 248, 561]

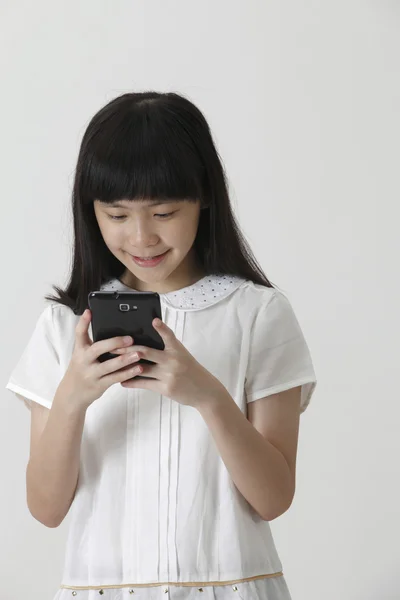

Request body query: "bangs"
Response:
[80, 108, 204, 204]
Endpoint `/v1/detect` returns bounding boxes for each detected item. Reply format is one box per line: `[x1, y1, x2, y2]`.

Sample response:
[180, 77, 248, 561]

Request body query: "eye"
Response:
[155, 212, 174, 219]
[107, 211, 175, 221]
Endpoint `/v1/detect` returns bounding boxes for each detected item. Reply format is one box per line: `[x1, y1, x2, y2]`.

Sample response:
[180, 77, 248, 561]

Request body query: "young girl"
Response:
[6, 91, 316, 600]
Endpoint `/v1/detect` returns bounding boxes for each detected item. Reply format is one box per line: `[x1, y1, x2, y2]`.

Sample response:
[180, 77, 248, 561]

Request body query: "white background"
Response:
[1, 2, 399, 599]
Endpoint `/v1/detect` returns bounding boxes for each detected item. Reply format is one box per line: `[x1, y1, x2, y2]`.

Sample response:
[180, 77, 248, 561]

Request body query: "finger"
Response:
[120, 368, 159, 389]
[96, 351, 141, 377]
[75, 309, 92, 349]
[112, 346, 162, 364]
[102, 363, 144, 387]
[112, 346, 140, 355]
[152, 318, 175, 349]
[90, 335, 134, 360]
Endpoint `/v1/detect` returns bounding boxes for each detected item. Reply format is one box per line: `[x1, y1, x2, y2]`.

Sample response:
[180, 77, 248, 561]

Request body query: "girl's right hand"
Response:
[59, 309, 143, 411]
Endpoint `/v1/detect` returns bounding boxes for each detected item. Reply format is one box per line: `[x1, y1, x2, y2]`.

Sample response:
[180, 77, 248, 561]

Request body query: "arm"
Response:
[25, 310, 142, 529]
[26, 389, 87, 528]
[197, 385, 301, 521]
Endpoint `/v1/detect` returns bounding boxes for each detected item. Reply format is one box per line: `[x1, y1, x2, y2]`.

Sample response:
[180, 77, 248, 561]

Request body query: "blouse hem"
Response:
[60, 571, 284, 590]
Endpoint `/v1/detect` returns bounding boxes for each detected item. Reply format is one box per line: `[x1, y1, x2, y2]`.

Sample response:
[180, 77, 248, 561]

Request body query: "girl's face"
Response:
[94, 198, 204, 293]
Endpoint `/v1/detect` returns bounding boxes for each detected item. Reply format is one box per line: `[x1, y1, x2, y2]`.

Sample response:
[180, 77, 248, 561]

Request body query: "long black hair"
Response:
[46, 91, 274, 315]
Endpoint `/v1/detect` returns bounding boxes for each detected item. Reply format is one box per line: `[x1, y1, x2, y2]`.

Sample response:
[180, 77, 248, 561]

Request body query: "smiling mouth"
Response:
[126, 249, 171, 267]
[130, 250, 169, 259]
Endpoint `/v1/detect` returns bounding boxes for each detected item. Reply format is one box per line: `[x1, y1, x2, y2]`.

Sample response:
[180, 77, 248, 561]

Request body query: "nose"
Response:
[127, 219, 159, 250]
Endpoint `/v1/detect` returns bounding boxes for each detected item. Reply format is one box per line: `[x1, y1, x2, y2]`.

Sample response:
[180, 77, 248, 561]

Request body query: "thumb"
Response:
[75, 309, 92, 349]
[153, 318, 176, 349]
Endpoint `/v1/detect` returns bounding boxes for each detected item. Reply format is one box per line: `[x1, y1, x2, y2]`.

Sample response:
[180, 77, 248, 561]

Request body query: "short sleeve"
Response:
[5, 304, 62, 411]
[244, 290, 317, 413]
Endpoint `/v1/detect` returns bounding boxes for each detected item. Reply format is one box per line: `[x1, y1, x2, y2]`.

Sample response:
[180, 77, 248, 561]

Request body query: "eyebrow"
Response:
[103, 199, 178, 208]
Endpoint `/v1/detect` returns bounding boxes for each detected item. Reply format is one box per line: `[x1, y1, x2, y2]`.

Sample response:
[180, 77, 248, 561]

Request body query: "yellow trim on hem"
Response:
[61, 571, 283, 590]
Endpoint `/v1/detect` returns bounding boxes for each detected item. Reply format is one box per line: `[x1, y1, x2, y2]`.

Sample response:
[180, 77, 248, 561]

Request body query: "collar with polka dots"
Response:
[100, 274, 247, 311]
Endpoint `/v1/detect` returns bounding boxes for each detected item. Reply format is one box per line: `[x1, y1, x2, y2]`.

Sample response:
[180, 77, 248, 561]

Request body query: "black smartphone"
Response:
[88, 290, 164, 377]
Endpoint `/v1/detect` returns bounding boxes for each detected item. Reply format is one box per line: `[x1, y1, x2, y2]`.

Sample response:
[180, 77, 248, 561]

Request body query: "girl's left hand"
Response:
[117, 318, 225, 408]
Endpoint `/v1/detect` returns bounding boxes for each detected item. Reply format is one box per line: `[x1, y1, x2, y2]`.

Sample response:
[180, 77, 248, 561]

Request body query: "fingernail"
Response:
[123, 336, 133, 344]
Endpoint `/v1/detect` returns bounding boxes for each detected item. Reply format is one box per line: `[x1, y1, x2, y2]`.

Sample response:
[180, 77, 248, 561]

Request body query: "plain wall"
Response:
[1, 2, 399, 599]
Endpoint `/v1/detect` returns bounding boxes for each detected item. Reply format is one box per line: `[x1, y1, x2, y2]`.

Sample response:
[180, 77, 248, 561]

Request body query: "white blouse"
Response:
[6, 274, 317, 600]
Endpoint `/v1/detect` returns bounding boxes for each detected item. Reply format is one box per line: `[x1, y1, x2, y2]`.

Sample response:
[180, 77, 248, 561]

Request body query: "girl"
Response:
[6, 91, 316, 600]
